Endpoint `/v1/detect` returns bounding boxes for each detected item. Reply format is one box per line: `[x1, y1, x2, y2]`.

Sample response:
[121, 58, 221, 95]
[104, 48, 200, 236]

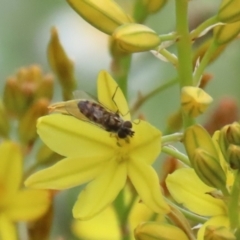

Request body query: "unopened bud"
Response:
[135, 222, 188, 240]
[3, 66, 54, 117]
[218, 125, 230, 161]
[181, 87, 213, 118]
[112, 23, 161, 53]
[214, 21, 240, 45]
[227, 144, 240, 169]
[143, 0, 167, 13]
[218, 0, 240, 23]
[48, 27, 76, 100]
[66, 0, 133, 35]
[34, 74, 54, 102]
[225, 122, 240, 145]
[184, 125, 226, 190]
[192, 148, 226, 189]
[18, 98, 49, 144]
[204, 225, 236, 240]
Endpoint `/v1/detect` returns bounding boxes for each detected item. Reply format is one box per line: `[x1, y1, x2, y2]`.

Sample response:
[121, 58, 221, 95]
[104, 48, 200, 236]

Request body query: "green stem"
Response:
[114, 187, 137, 240]
[165, 197, 207, 224]
[111, 55, 132, 100]
[131, 77, 178, 114]
[132, 0, 148, 23]
[157, 48, 178, 67]
[228, 170, 240, 230]
[193, 41, 218, 86]
[190, 15, 219, 41]
[161, 133, 183, 144]
[175, 0, 195, 128]
[159, 32, 178, 42]
[162, 146, 190, 166]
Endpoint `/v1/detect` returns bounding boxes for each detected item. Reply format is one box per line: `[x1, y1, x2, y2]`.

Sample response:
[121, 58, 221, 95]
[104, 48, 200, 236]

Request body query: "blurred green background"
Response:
[1, 0, 240, 239]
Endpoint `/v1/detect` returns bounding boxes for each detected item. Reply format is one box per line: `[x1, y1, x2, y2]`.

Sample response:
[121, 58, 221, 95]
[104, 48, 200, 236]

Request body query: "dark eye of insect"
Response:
[118, 131, 127, 138]
[123, 121, 132, 128]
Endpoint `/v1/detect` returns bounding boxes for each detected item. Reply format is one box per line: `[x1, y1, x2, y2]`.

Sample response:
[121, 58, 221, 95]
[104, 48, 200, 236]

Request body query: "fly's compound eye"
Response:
[118, 130, 127, 139]
[123, 121, 132, 128]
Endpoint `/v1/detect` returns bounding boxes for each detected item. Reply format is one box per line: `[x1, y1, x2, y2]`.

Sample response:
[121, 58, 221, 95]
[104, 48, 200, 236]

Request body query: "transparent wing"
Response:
[65, 99, 106, 130]
[73, 90, 117, 114]
[65, 100, 90, 121]
[73, 90, 98, 102]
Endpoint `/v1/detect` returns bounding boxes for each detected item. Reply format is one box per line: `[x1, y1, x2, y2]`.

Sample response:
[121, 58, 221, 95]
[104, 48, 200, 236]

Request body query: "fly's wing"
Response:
[64, 90, 97, 121]
[65, 91, 106, 130]
[64, 100, 90, 121]
[73, 90, 98, 103]
[73, 90, 116, 114]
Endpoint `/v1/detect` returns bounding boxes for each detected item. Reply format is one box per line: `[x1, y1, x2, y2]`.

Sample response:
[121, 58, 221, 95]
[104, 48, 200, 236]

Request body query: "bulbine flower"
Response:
[0, 141, 50, 240]
[25, 70, 170, 220]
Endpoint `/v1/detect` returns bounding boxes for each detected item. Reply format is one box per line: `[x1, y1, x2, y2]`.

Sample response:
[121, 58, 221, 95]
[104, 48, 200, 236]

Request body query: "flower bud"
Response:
[227, 144, 240, 169]
[48, 27, 76, 100]
[218, 0, 240, 23]
[192, 148, 226, 189]
[3, 77, 27, 116]
[112, 23, 161, 53]
[34, 74, 54, 102]
[3, 66, 54, 117]
[204, 225, 236, 240]
[66, 0, 133, 35]
[225, 122, 240, 145]
[143, 0, 167, 13]
[181, 87, 213, 118]
[18, 98, 49, 144]
[214, 21, 240, 45]
[135, 222, 189, 240]
[184, 125, 226, 191]
[219, 123, 240, 169]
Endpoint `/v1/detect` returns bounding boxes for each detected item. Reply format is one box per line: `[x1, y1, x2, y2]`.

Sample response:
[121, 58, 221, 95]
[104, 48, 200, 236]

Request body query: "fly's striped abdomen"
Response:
[78, 100, 112, 127]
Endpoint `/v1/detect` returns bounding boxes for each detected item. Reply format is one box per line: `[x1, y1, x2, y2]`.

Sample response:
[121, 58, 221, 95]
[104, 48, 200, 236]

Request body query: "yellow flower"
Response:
[72, 204, 121, 240]
[166, 168, 229, 240]
[0, 141, 50, 240]
[166, 128, 235, 240]
[25, 70, 170, 220]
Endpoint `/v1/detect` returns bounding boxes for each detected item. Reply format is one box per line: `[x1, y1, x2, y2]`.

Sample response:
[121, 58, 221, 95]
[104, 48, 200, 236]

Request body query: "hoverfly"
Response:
[49, 89, 134, 140]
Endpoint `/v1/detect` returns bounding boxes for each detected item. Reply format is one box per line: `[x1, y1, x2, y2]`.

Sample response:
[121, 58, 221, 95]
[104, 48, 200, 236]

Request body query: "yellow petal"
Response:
[25, 155, 109, 189]
[197, 215, 229, 240]
[66, 0, 132, 35]
[166, 168, 226, 216]
[0, 141, 22, 196]
[129, 120, 161, 165]
[97, 70, 131, 120]
[128, 158, 170, 214]
[0, 214, 17, 240]
[4, 190, 50, 221]
[73, 159, 127, 220]
[135, 222, 189, 240]
[72, 205, 121, 240]
[129, 202, 154, 232]
[37, 114, 116, 157]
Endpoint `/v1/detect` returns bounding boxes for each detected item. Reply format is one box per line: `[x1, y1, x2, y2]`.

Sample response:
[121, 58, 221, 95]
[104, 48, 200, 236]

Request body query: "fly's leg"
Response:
[111, 86, 130, 117]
